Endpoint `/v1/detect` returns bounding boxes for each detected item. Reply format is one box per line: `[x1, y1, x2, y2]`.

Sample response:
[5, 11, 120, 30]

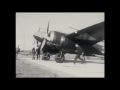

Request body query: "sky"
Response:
[16, 12, 104, 50]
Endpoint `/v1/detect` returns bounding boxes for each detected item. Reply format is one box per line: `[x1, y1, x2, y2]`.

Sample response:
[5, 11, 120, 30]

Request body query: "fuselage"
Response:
[33, 31, 104, 56]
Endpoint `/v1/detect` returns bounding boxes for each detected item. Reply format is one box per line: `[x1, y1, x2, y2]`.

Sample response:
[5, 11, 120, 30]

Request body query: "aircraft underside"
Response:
[41, 43, 103, 63]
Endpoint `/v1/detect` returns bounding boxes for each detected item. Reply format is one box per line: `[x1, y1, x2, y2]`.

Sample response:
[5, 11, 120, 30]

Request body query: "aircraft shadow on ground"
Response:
[48, 58, 104, 64]
[16, 55, 104, 64]
[64, 59, 104, 64]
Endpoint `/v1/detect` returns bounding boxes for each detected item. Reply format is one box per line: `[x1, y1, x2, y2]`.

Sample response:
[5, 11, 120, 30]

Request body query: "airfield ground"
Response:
[16, 54, 104, 78]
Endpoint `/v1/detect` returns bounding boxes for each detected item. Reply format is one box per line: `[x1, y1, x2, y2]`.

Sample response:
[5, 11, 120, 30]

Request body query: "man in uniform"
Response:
[36, 45, 40, 60]
[74, 44, 85, 64]
[32, 47, 36, 60]
[74, 52, 85, 64]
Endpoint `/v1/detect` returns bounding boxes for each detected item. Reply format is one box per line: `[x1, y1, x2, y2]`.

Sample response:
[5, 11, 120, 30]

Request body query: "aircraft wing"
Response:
[66, 21, 104, 45]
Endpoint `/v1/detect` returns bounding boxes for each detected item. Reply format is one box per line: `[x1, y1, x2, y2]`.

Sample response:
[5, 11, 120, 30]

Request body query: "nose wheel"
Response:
[55, 51, 65, 63]
[42, 53, 50, 60]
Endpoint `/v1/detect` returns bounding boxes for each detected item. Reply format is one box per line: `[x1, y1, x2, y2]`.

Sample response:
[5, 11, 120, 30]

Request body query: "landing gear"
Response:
[55, 51, 65, 63]
[42, 53, 50, 60]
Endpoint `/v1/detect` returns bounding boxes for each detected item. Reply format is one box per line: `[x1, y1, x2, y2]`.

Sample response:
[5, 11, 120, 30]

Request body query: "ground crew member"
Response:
[36, 45, 40, 60]
[74, 53, 85, 64]
[32, 48, 36, 60]
[74, 44, 85, 64]
[74, 54, 80, 64]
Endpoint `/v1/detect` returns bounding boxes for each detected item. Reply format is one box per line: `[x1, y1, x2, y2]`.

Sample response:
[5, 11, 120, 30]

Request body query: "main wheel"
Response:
[55, 53, 65, 63]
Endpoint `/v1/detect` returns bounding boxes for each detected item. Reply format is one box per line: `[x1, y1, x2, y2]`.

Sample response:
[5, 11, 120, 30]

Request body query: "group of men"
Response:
[32, 45, 40, 60]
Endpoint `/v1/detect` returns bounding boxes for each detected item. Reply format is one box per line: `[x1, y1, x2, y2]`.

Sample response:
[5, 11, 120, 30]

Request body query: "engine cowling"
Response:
[48, 31, 64, 47]
[48, 31, 76, 49]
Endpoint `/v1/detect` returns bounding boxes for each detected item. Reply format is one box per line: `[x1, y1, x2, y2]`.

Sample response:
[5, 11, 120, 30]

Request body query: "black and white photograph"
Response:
[16, 12, 104, 78]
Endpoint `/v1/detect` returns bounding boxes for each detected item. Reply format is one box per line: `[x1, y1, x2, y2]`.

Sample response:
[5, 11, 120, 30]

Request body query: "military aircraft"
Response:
[33, 21, 104, 63]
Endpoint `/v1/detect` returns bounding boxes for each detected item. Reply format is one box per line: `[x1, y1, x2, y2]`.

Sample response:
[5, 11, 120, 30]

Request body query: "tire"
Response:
[55, 53, 65, 63]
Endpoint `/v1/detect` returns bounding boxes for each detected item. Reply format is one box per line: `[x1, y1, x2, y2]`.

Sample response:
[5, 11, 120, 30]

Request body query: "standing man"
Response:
[74, 53, 80, 64]
[36, 45, 40, 60]
[32, 47, 36, 60]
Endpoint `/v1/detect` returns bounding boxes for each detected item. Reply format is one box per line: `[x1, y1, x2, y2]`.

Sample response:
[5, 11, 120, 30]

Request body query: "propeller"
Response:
[47, 20, 50, 34]
[38, 27, 40, 32]
[40, 20, 50, 51]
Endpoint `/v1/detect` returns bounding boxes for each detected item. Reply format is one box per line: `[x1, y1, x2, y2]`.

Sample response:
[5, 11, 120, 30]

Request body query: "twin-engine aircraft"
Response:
[33, 21, 104, 63]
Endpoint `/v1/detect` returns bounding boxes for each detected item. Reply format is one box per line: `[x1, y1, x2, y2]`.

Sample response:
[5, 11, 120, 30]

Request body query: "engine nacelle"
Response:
[48, 31, 76, 49]
[48, 31, 64, 46]
[61, 36, 76, 49]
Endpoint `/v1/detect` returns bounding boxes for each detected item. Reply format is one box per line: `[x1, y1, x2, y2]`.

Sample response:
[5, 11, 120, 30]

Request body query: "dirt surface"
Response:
[16, 58, 59, 78]
[16, 54, 104, 78]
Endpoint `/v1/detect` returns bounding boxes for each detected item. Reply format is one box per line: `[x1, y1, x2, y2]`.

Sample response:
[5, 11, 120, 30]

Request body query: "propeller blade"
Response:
[40, 39, 47, 51]
[47, 20, 50, 34]
[38, 27, 40, 32]
[36, 21, 50, 51]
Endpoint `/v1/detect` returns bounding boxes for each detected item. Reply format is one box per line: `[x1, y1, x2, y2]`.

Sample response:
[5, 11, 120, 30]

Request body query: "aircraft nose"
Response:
[33, 33, 36, 38]
[33, 32, 39, 39]
[33, 32, 43, 42]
